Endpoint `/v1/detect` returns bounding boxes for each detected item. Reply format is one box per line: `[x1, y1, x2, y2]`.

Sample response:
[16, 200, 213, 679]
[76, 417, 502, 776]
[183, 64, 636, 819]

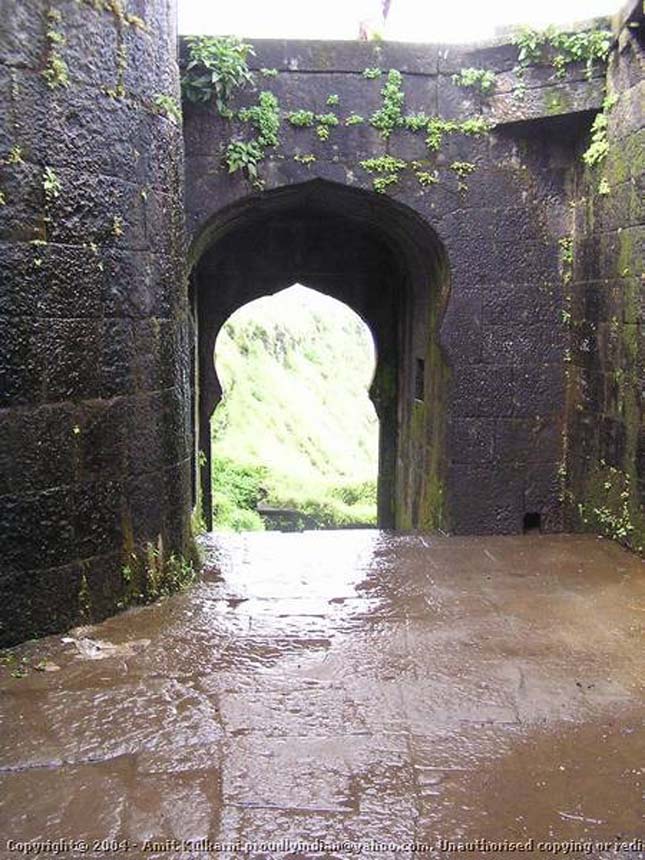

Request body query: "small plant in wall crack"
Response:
[42, 8, 70, 88]
[578, 463, 636, 545]
[30, 238, 46, 269]
[238, 92, 281, 147]
[414, 168, 439, 187]
[360, 155, 407, 174]
[225, 139, 264, 182]
[221, 89, 282, 184]
[597, 177, 611, 195]
[153, 94, 182, 124]
[225, 91, 281, 183]
[449, 161, 476, 192]
[287, 110, 315, 127]
[117, 543, 198, 609]
[452, 68, 496, 95]
[423, 116, 490, 153]
[287, 110, 339, 140]
[0, 145, 23, 206]
[78, 573, 92, 620]
[5, 145, 23, 165]
[360, 155, 406, 192]
[111, 215, 125, 238]
[372, 175, 399, 193]
[558, 235, 574, 285]
[315, 113, 339, 141]
[42, 166, 61, 201]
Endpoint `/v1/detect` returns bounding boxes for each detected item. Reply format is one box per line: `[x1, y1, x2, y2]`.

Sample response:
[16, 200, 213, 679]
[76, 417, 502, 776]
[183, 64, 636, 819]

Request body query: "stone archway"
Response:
[189, 179, 451, 531]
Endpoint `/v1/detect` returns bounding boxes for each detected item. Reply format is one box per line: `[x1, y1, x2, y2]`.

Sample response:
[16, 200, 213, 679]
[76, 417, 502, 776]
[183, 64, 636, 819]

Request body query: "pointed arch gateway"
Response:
[189, 179, 451, 531]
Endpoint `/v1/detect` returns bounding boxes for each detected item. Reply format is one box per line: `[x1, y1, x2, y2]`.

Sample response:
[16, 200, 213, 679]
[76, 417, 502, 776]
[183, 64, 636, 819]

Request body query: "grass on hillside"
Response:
[209, 285, 379, 531]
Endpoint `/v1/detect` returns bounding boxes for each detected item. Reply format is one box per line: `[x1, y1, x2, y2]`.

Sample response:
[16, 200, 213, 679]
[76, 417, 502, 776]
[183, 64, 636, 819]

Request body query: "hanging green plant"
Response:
[369, 69, 405, 138]
[181, 36, 255, 115]
[238, 92, 281, 146]
[582, 92, 618, 166]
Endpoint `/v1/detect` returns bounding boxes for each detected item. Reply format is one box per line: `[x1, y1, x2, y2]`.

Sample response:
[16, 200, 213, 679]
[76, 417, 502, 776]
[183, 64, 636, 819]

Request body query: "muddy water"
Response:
[1, 531, 644, 859]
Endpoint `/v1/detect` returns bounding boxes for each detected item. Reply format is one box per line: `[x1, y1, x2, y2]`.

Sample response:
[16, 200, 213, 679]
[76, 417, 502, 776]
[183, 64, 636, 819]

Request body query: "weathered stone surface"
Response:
[564, 4, 645, 552]
[0, 0, 191, 647]
[3, 530, 645, 844]
[182, 20, 619, 538]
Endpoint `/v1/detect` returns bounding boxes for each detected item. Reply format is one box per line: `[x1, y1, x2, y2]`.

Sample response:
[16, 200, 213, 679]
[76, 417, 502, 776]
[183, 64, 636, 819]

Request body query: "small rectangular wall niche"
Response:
[523, 512, 542, 533]
[414, 358, 425, 402]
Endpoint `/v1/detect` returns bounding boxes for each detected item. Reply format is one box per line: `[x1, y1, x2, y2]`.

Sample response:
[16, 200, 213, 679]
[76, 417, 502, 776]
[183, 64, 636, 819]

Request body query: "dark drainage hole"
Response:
[523, 512, 542, 533]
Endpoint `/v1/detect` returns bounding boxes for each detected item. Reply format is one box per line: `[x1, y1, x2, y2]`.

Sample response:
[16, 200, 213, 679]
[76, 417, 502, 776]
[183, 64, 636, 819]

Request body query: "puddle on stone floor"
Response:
[1, 530, 644, 857]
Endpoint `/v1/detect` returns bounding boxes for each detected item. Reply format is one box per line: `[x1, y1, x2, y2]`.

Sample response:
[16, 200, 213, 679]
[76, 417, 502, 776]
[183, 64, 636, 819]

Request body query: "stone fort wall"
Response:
[0, 0, 193, 646]
[566, 2, 645, 550]
[0, 0, 642, 645]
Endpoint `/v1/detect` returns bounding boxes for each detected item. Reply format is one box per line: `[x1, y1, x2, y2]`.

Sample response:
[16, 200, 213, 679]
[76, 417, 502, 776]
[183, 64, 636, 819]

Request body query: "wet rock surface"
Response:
[0, 0, 192, 647]
[1, 530, 645, 858]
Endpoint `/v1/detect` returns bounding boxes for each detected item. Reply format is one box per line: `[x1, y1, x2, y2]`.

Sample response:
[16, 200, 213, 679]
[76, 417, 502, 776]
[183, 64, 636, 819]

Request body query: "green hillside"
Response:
[210, 285, 379, 530]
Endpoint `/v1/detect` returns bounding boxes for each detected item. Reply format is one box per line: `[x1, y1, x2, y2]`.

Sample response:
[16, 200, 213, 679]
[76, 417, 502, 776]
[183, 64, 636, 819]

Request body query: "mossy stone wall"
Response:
[565, 2, 645, 551]
[0, 0, 192, 646]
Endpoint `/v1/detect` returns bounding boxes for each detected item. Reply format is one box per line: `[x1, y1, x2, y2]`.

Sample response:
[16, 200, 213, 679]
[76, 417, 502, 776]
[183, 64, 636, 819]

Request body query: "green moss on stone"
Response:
[544, 88, 569, 115]
[575, 457, 645, 555]
[78, 573, 92, 620]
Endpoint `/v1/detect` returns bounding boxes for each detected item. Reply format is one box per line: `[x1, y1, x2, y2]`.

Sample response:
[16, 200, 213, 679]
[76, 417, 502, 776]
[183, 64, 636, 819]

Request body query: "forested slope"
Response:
[211, 285, 379, 530]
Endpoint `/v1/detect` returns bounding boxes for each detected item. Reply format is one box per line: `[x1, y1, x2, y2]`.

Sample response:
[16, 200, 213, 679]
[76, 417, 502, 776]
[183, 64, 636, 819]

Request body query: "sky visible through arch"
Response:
[178, 0, 615, 43]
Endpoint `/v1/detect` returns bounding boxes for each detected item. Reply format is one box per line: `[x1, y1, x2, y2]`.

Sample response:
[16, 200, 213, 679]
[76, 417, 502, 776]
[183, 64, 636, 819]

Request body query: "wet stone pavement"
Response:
[1, 531, 645, 860]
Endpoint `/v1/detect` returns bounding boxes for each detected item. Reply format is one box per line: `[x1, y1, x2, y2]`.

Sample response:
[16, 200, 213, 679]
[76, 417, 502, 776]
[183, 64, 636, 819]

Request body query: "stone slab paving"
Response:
[1, 531, 644, 859]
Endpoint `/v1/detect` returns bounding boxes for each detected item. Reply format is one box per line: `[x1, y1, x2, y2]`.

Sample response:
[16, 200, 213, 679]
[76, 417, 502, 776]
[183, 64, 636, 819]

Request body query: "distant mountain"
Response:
[210, 284, 379, 530]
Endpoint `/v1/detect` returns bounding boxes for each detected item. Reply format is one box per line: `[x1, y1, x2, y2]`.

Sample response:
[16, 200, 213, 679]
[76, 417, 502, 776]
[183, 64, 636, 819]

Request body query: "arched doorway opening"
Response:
[211, 284, 379, 530]
[189, 180, 450, 532]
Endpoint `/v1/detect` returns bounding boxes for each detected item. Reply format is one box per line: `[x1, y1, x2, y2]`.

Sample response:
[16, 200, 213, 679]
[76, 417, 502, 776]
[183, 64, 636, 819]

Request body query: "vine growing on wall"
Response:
[181, 35, 494, 190]
[369, 69, 405, 137]
[446, 25, 613, 104]
[180, 26, 613, 191]
[582, 91, 618, 167]
[510, 24, 612, 102]
[513, 25, 612, 80]
[509, 25, 616, 174]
